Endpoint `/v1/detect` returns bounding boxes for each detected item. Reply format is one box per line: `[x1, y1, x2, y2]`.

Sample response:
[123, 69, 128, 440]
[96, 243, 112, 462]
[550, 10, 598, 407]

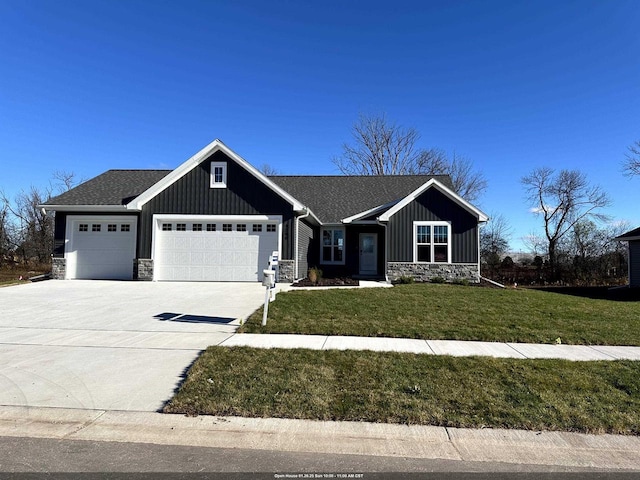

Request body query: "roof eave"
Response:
[38, 205, 134, 213]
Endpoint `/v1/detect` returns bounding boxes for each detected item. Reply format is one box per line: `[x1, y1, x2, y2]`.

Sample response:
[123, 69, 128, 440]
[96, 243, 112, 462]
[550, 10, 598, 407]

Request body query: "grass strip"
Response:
[240, 284, 640, 345]
[164, 347, 640, 435]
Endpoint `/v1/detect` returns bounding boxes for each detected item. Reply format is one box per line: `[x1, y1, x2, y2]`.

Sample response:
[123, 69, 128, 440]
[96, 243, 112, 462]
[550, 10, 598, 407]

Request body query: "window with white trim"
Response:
[120, 224, 130, 232]
[162, 223, 172, 231]
[192, 223, 202, 231]
[78, 224, 88, 232]
[321, 227, 345, 264]
[266, 224, 276, 232]
[92, 224, 101, 232]
[176, 223, 186, 231]
[252, 224, 262, 232]
[210, 161, 227, 188]
[236, 224, 247, 232]
[222, 223, 232, 232]
[107, 224, 117, 232]
[206, 223, 216, 231]
[414, 222, 451, 263]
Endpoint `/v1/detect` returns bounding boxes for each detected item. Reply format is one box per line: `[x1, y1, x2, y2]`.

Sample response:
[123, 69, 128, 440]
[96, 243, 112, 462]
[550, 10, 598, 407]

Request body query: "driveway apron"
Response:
[0, 280, 264, 411]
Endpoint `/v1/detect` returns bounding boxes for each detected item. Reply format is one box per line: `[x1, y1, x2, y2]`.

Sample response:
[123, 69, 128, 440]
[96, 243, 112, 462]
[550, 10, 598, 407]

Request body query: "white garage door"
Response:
[153, 217, 280, 282]
[65, 216, 137, 280]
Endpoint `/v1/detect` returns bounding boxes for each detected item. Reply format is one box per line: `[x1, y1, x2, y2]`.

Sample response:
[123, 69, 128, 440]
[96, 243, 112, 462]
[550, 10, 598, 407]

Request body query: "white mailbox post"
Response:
[262, 269, 276, 326]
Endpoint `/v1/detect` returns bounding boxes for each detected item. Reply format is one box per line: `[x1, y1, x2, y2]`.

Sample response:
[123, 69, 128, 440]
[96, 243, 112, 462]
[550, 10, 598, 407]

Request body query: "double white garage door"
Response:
[153, 216, 280, 282]
[65, 215, 280, 282]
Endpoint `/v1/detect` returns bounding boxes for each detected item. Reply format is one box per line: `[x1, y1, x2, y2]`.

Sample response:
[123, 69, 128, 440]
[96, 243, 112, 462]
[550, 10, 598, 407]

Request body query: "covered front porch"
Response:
[318, 224, 386, 280]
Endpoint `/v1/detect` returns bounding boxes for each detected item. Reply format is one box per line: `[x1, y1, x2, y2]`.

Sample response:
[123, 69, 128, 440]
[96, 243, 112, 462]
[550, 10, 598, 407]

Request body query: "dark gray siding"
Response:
[630, 240, 640, 287]
[297, 220, 315, 279]
[387, 188, 478, 263]
[53, 213, 67, 258]
[139, 150, 296, 259]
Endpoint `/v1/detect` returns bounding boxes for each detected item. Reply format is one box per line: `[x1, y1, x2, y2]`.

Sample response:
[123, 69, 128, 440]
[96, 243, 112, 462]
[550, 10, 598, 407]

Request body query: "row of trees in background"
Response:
[481, 217, 629, 286]
[0, 172, 78, 268]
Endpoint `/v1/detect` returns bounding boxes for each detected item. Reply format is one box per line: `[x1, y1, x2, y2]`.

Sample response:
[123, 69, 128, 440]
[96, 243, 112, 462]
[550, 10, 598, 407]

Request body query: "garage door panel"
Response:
[154, 219, 279, 282]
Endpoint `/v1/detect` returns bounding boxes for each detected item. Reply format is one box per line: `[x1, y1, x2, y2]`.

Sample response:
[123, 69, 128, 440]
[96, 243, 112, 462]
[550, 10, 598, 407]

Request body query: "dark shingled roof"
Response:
[615, 226, 640, 240]
[44, 170, 171, 206]
[269, 175, 453, 223]
[44, 168, 452, 223]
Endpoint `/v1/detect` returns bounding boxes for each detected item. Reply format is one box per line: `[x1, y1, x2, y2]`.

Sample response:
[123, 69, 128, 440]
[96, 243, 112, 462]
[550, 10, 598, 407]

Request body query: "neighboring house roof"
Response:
[615, 227, 640, 241]
[44, 170, 170, 207]
[270, 175, 453, 224]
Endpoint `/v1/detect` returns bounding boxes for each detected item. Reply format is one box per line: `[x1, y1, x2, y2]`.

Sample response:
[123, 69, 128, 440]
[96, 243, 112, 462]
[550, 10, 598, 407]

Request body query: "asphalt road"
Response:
[0, 436, 624, 476]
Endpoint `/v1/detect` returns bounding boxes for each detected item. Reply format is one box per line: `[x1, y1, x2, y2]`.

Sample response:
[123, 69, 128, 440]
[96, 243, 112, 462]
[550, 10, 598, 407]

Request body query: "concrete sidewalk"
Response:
[220, 333, 640, 361]
[0, 405, 638, 470]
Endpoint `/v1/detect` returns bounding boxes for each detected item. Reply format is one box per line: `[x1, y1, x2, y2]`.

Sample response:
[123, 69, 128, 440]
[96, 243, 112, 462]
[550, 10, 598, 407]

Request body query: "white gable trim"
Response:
[377, 178, 489, 222]
[126, 139, 305, 211]
[342, 200, 399, 224]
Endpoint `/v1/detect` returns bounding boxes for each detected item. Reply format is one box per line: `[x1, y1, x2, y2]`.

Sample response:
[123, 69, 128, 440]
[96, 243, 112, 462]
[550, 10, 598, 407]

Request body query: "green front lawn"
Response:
[240, 284, 640, 345]
[164, 347, 640, 435]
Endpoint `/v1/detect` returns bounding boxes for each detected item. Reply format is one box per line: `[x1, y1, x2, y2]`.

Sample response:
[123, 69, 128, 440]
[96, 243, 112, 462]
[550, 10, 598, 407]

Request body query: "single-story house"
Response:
[41, 139, 488, 283]
[614, 226, 640, 287]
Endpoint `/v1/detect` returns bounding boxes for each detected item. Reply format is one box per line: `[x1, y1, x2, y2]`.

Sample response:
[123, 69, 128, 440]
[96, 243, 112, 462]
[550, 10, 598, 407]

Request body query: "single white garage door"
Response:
[65, 216, 137, 280]
[153, 216, 280, 282]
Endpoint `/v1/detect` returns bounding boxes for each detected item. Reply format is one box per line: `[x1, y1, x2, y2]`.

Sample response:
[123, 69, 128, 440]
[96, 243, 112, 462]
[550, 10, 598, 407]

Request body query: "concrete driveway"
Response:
[0, 280, 265, 412]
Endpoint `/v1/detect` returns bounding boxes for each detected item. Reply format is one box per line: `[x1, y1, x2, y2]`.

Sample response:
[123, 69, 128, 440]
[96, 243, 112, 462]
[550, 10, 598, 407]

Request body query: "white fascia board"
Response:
[39, 205, 131, 213]
[126, 139, 305, 211]
[342, 200, 399, 224]
[378, 179, 489, 222]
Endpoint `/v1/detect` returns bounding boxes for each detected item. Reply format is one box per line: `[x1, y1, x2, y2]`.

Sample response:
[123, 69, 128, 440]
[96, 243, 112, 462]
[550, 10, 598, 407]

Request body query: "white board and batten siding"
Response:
[152, 215, 282, 282]
[65, 215, 137, 280]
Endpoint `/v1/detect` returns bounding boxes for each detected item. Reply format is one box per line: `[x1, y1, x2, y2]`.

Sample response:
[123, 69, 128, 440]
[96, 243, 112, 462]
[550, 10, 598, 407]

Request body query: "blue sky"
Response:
[1, 0, 638, 251]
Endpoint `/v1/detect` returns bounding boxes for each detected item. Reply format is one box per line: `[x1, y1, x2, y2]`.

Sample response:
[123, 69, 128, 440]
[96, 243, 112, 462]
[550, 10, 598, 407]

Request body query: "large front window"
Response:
[322, 228, 345, 264]
[414, 222, 450, 263]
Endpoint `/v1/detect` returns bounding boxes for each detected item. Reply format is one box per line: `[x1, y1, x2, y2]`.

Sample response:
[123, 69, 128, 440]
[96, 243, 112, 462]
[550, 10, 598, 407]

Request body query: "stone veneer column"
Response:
[277, 260, 295, 283]
[134, 259, 154, 281]
[51, 258, 66, 279]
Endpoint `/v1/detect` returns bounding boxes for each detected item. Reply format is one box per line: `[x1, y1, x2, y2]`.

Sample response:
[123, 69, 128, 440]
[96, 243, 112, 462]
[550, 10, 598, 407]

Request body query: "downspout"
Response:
[294, 208, 311, 280]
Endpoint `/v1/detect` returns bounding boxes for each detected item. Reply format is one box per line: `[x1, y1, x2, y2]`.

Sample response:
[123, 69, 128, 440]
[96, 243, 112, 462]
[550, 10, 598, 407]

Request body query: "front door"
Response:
[359, 233, 378, 275]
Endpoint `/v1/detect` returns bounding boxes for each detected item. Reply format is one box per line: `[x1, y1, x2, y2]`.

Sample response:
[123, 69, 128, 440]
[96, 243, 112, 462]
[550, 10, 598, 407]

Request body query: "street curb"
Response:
[0, 405, 638, 470]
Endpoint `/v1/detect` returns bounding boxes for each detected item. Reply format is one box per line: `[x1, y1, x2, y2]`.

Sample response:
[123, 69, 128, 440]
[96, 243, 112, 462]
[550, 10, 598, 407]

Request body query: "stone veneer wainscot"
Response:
[387, 262, 479, 283]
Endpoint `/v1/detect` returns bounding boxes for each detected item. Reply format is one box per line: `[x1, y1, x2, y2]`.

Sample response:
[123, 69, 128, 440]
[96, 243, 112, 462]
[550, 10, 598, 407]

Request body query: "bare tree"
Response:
[623, 140, 640, 177]
[333, 113, 421, 175]
[51, 170, 81, 193]
[521, 167, 611, 279]
[0, 171, 80, 266]
[259, 164, 280, 176]
[0, 200, 11, 266]
[415, 148, 487, 203]
[334, 113, 487, 201]
[480, 213, 511, 269]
